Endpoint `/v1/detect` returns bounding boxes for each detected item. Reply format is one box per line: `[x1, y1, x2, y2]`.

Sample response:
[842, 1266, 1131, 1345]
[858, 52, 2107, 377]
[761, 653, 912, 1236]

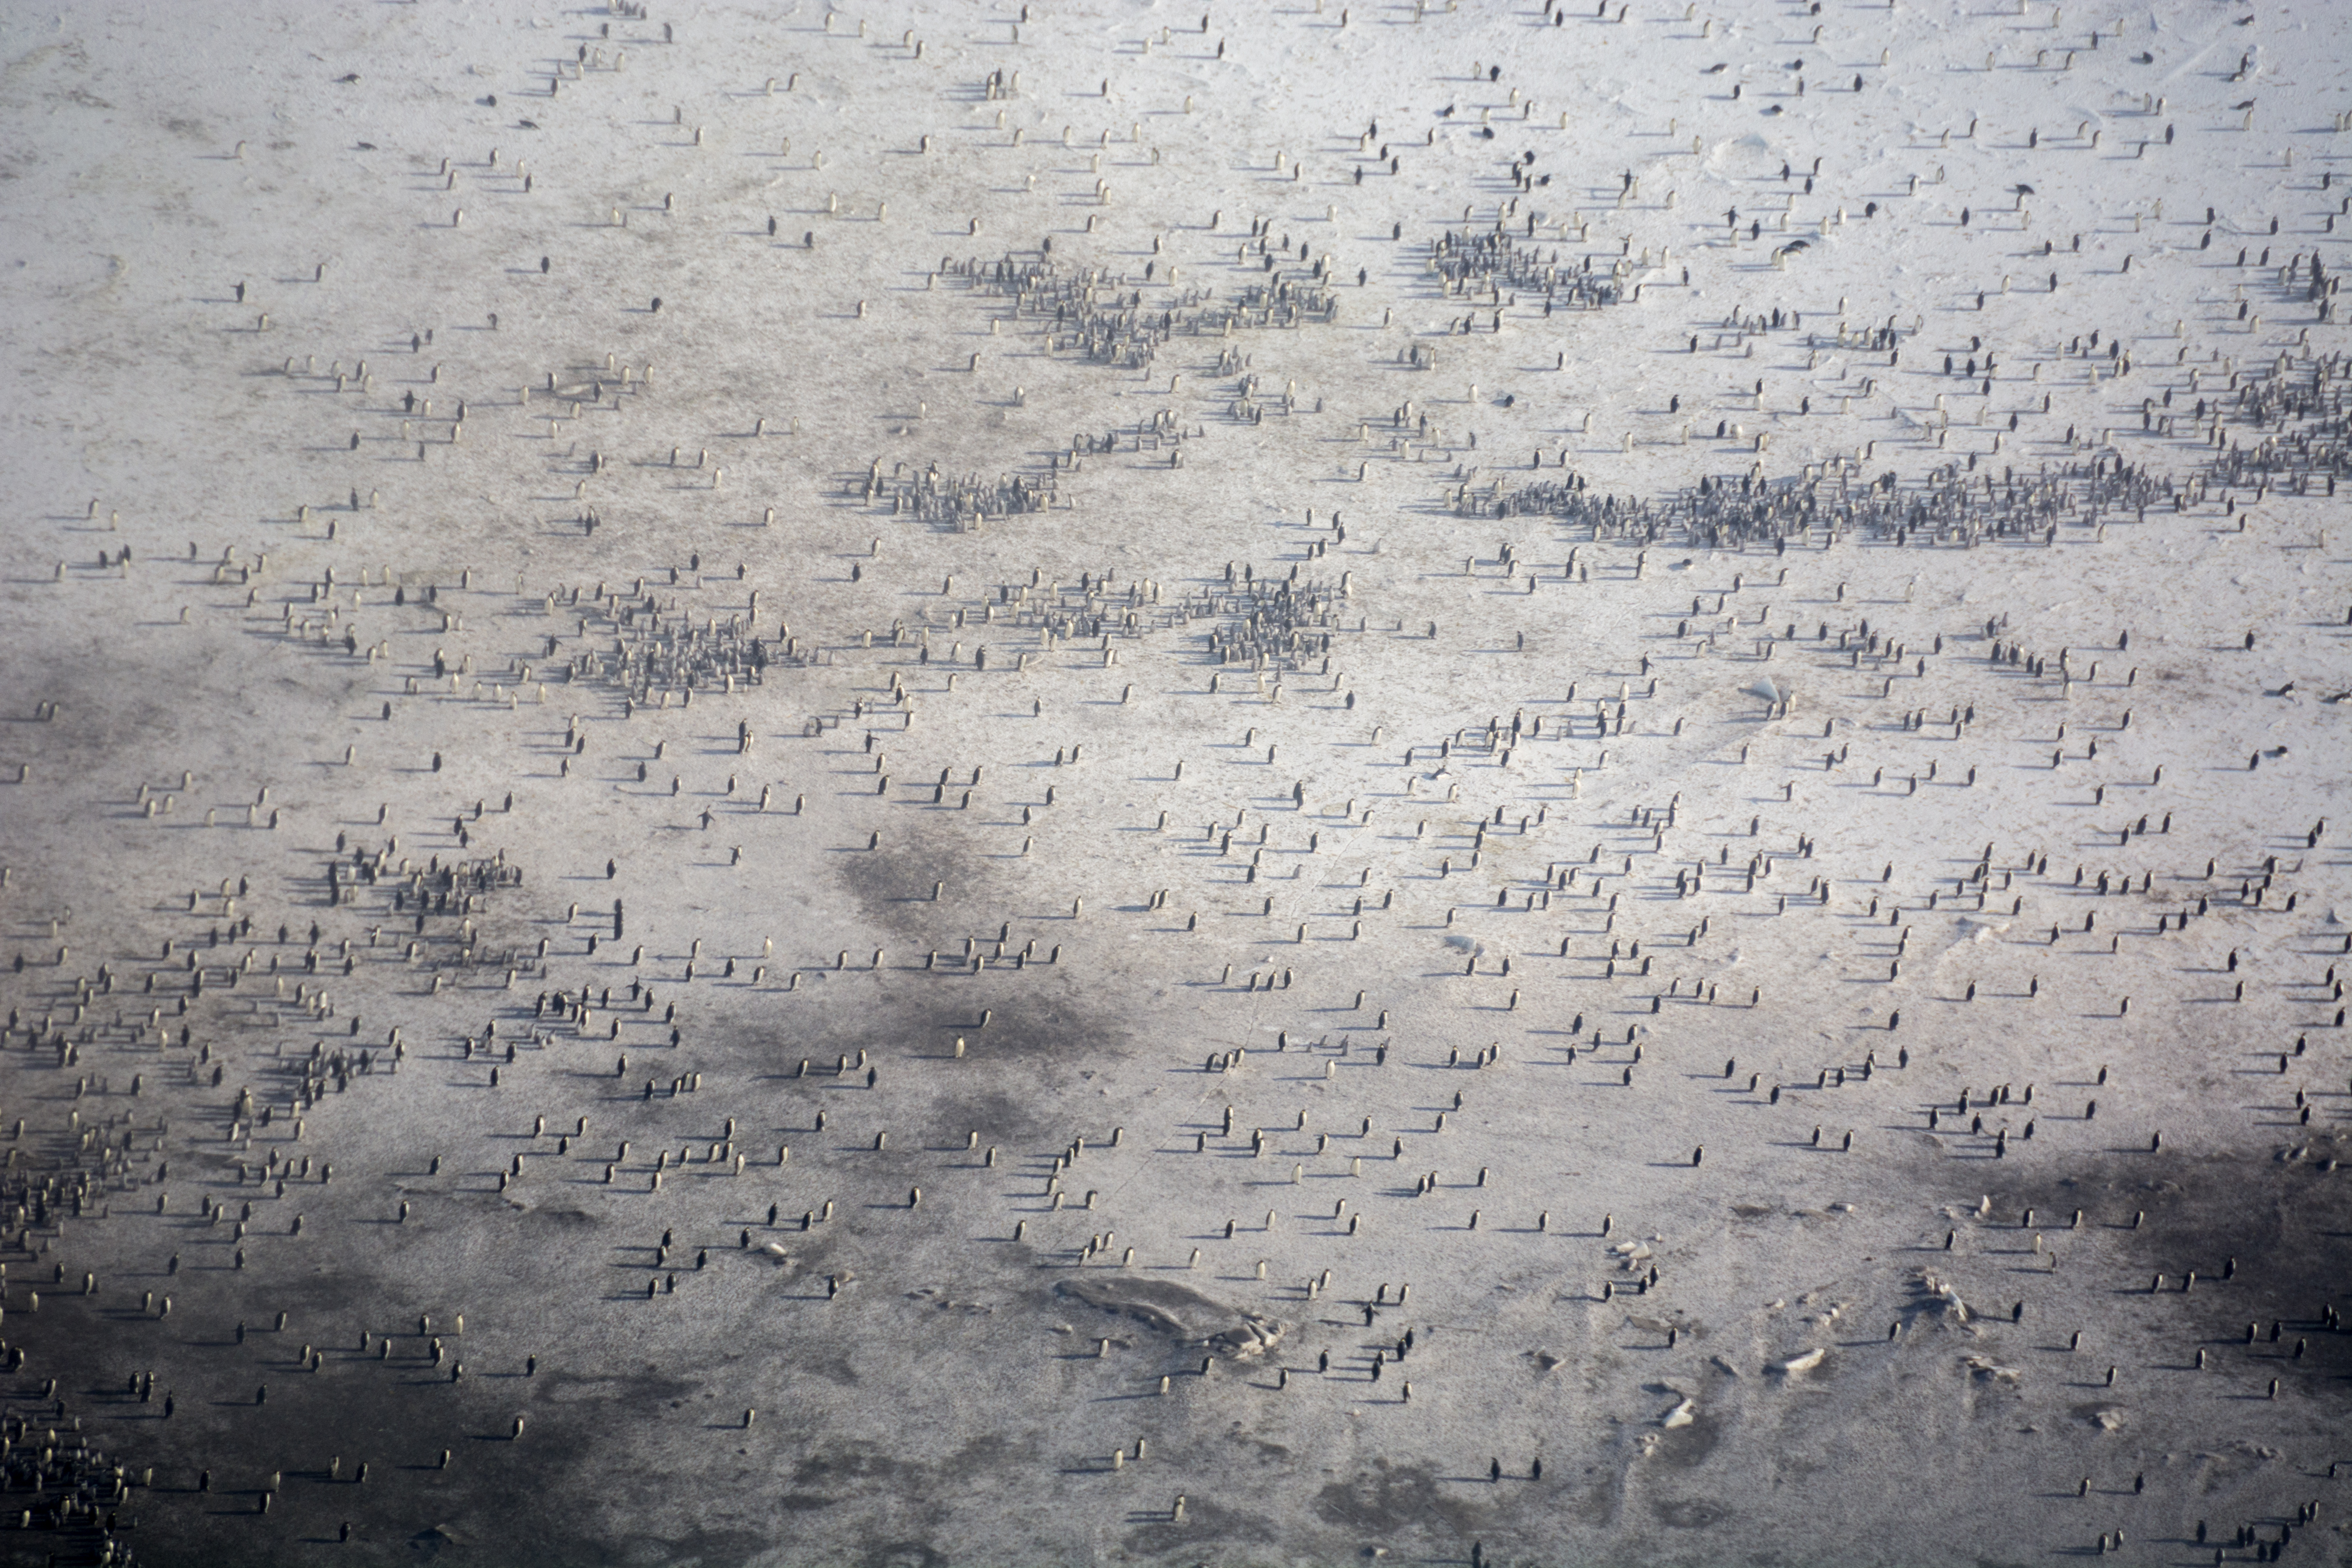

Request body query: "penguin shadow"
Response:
[201, 1497, 271, 1516]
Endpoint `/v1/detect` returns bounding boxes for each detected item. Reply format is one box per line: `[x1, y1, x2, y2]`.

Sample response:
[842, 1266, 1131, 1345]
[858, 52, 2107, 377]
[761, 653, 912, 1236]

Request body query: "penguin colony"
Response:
[0, 1, 2347, 1563]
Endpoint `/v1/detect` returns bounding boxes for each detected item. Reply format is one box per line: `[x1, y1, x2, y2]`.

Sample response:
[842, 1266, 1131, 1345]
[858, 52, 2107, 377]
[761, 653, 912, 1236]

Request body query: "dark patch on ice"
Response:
[1649, 1495, 1731, 1527]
